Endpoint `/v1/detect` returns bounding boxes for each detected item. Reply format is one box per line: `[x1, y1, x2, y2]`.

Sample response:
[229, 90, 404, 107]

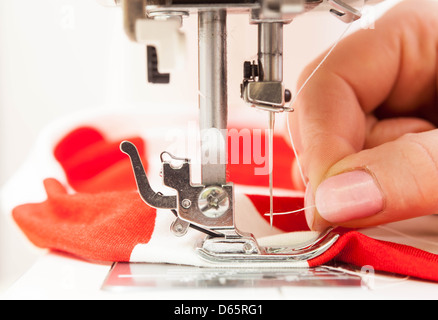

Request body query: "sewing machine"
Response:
[3, 0, 438, 299]
[96, 0, 366, 267]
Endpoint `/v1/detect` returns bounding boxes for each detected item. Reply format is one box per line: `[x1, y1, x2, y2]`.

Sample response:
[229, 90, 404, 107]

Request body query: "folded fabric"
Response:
[53, 126, 147, 193]
[7, 112, 438, 282]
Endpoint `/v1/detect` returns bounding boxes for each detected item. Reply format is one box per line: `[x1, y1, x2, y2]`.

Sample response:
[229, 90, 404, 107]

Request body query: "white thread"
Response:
[286, 20, 355, 187]
[376, 225, 438, 248]
[287, 19, 355, 109]
[265, 206, 316, 216]
[275, 16, 357, 217]
[287, 115, 307, 187]
[322, 265, 411, 290]
[263, 205, 316, 217]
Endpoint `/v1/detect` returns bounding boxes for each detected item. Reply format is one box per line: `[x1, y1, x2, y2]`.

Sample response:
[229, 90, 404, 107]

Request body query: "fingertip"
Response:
[314, 169, 384, 224]
[304, 182, 331, 232]
[304, 183, 314, 229]
[310, 130, 438, 228]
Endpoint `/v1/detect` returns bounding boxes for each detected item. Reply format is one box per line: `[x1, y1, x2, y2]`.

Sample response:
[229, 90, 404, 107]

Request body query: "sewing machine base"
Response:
[101, 261, 362, 291]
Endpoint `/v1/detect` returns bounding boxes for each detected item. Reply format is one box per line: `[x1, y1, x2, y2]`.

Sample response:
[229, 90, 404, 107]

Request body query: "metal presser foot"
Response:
[121, 141, 339, 265]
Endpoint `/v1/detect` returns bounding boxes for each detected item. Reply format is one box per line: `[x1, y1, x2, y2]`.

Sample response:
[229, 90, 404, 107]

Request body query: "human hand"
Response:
[290, 0, 438, 231]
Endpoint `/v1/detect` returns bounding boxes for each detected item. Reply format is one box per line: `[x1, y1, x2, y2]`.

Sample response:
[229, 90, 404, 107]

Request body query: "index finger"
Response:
[290, 0, 438, 190]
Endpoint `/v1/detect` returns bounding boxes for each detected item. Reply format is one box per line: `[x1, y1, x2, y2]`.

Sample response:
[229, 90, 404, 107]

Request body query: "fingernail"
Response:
[304, 183, 315, 229]
[315, 170, 384, 224]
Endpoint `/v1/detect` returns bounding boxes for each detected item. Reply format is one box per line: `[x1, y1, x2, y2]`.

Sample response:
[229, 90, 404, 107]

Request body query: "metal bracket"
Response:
[328, 0, 362, 23]
[120, 141, 177, 209]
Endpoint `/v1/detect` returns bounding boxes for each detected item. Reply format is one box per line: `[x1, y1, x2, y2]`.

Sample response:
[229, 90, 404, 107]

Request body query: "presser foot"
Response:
[196, 227, 339, 264]
[121, 140, 339, 265]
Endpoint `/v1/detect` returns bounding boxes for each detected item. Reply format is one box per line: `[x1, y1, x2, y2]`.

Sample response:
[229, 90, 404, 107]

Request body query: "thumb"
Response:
[305, 129, 438, 231]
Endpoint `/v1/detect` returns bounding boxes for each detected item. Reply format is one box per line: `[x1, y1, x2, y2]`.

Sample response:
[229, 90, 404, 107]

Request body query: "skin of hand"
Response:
[289, 0, 438, 231]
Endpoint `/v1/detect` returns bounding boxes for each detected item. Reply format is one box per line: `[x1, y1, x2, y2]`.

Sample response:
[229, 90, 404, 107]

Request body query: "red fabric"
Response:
[13, 127, 155, 262]
[308, 230, 438, 282]
[227, 128, 295, 189]
[246, 194, 309, 233]
[53, 126, 147, 193]
[13, 178, 156, 262]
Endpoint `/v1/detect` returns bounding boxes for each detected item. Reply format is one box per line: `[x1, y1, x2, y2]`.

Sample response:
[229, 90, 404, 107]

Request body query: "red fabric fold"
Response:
[309, 230, 438, 282]
[53, 126, 147, 193]
[13, 178, 156, 262]
[13, 126, 155, 262]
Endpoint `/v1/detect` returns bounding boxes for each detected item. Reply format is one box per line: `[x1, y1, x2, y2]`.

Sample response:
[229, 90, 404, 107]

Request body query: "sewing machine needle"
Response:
[269, 111, 275, 228]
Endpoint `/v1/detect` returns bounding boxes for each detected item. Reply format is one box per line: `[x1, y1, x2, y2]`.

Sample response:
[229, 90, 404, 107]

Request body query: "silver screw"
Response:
[243, 242, 254, 254]
[170, 218, 189, 237]
[198, 186, 229, 218]
[181, 199, 191, 209]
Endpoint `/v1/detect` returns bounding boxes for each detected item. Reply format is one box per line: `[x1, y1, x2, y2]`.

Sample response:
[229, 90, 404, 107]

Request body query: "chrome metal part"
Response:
[147, 10, 189, 20]
[170, 217, 190, 236]
[121, 141, 235, 231]
[161, 154, 235, 230]
[121, 139, 340, 264]
[102, 262, 363, 291]
[240, 17, 293, 112]
[120, 141, 177, 209]
[328, 0, 362, 23]
[198, 186, 230, 219]
[105, 0, 374, 16]
[246, 81, 284, 108]
[258, 21, 283, 82]
[197, 228, 340, 264]
[198, 10, 228, 186]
